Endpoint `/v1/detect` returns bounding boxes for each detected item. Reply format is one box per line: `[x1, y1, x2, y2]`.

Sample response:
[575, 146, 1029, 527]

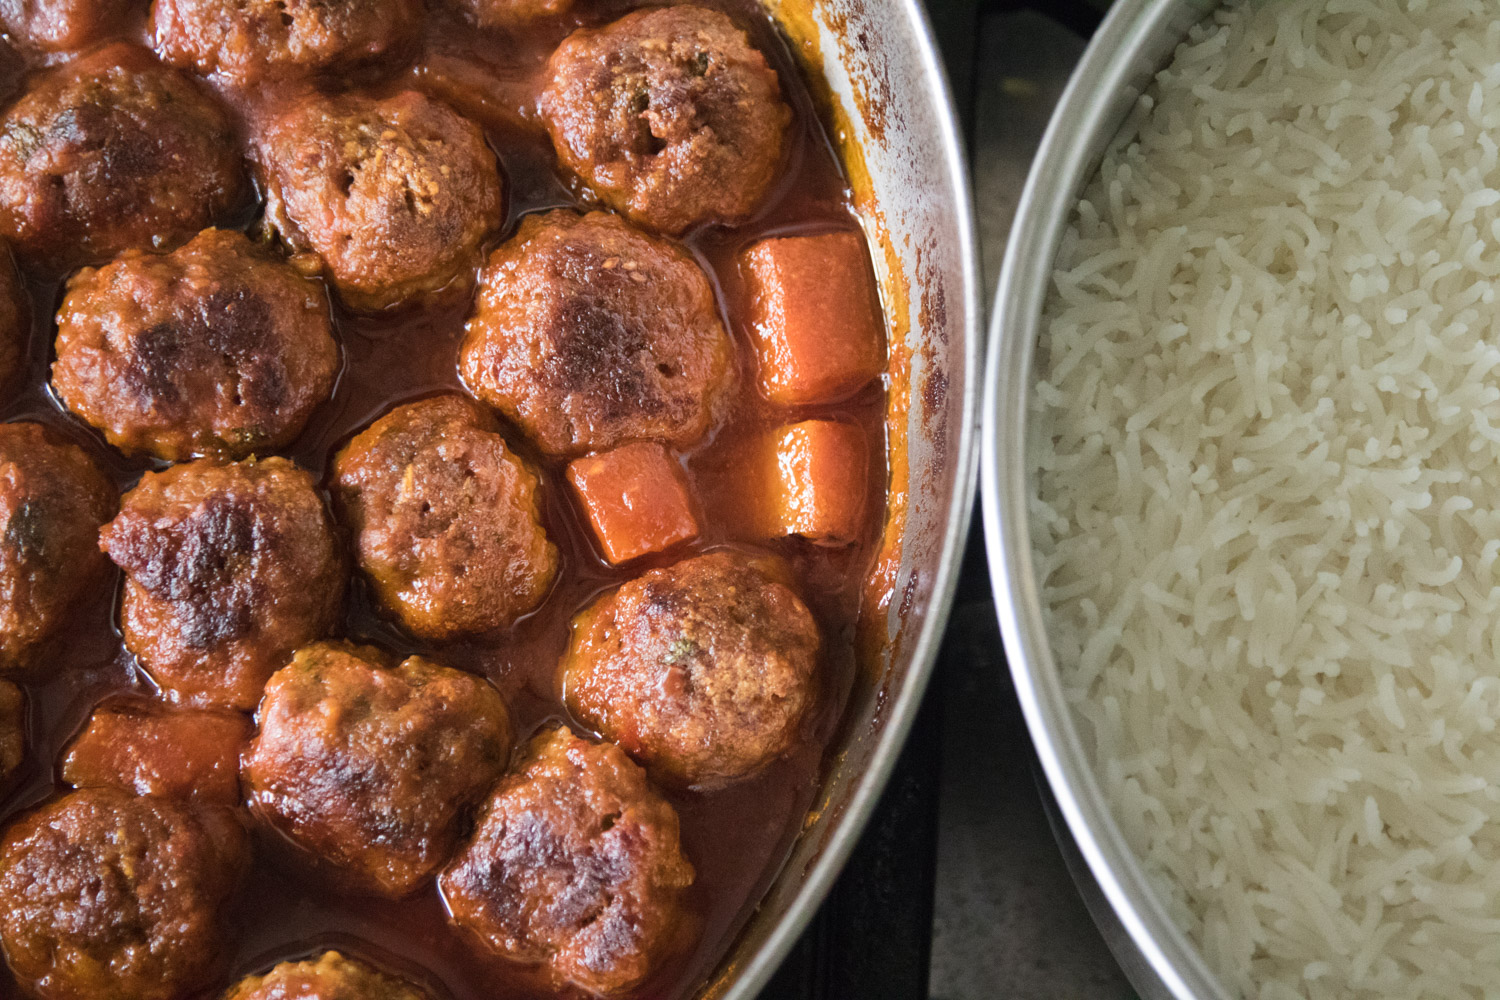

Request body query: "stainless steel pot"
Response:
[981, 2, 1239, 999]
[701, 0, 981, 996]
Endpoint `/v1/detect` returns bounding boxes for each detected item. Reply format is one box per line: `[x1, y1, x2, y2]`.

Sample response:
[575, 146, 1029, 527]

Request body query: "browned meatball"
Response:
[459, 210, 732, 456]
[152, 0, 419, 86]
[62, 698, 251, 805]
[0, 244, 27, 391]
[99, 457, 345, 710]
[539, 6, 790, 235]
[332, 395, 557, 640]
[0, 787, 248, 1000]
[440, 726, 693, 995]
[244, 642, 513, 897]
[0, 422, 117, 673]
[561, 550, 818, 788]
[226, 950, 436, 1000]
[0, 679, 22, 781]
[455, 0, 570, 29]
[0, 0, 138, 52]
[258, 90, 503, 312]
[0, 44, 244, 270]
[53, 228, 339, 462]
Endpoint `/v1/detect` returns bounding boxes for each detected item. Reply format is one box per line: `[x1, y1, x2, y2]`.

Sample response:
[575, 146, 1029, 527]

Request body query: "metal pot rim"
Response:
[981, 1, 1235, 998]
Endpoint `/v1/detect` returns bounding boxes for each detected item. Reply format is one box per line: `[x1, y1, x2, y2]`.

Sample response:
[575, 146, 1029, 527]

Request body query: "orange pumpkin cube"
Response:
[754, 420, 869, 545]
[61, 699, 253, 806]
[740, 230, 886, 406]
[567, 441, 700, 564]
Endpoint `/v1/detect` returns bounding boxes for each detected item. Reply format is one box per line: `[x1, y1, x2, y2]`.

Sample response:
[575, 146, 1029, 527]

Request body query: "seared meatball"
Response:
[440, 726, 693, 995]
[0, 422, 117, 672]
[0, 0, 138, 52]
[561, 550, 818, 787]
[153, 0, 419, 86]
[0, 679, 21, 781]
[0, 244, 27, 391]
[226, 951, 436, 1000]
[245, 642, 513, 896]
[258, 90, 503, 311]
[459, 210, 732, 456]
[53, 228, 339, 461]
[456, 0, 570, 29]
[0, 787, 248, 1000]
[0, 44, 244, 270]
[332, 395, 557, 640]
[539, 6, 790, 235]
[62, 698, 251, 805]
[100, 457, 345, 710]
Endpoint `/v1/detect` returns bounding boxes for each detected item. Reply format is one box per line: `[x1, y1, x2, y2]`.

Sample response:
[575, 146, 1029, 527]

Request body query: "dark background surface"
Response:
[753, 2, 1142, 998]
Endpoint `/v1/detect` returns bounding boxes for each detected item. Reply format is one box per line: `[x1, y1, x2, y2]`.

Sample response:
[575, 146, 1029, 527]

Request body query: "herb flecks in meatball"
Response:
[460, 209, 732, 456]
[152, 0, 420, 85]
[0, 422, 117, 673]
[540, 5, 790, 235]
[562, 549, 819, 787]
[226, 950, 437, 1000]
[101, 457, 345, 710]
[258, 90, 503, 311]
[0, 787, 249, 1000]
[244, 641, 513, 897]
[333, 395, 557, 640]
[0, 43, 245, 270]
[53, 228, 338, 461]
[441, 726, 693, 996]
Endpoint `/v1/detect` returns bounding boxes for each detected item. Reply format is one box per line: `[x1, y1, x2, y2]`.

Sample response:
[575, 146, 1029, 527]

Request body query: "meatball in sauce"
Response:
[257, 90, 503, 311]
[226, 950, 437, 1000]
[244, 641, 513, 897]
[0, 787, 248, 1000]
[459, 209, 733, 456]
[152, 0, 420, 86]
[0, 422, 116, 674]
[441, 726, 694, 996]
[100, 457, 345, 710]
[0, 43, 244, 270]
[562, 549, 820, 788]
[53, 227, 339, 461]
[0, 0, 138, 53]
[540, 5, 791, 235]
[333, 395, 557, 640]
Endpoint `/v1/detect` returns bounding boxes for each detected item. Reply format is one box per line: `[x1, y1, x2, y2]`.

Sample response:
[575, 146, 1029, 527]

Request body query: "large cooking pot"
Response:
[700, 0, 980, 996]
[982, 2, 1246, 999]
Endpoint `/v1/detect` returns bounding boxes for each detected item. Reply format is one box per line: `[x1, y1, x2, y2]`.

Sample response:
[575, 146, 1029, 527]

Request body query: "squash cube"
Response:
[567, 441, 699, 564]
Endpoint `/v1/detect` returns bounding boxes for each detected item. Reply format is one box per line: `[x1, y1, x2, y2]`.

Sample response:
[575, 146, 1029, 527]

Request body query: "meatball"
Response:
[459, 210, 732, 456]
[332, 395, 557, 640]
[99, 457, 345, 710]
[0, 679, 22, 781]
[152, 0, 419, 86]
[440, 726, 693, 995]
[53, 228, 339, 461]
[0, 0, 137, 52]
[561, 550, 819, 788]
[0, 787, 248, 1000]
[539, 6, 790, 235]
[0, 43, 244, 270]
[257, 90, 503, 311]
[226, 950, 436, 1000]
[62, 698, 252, 805]
[244, 641, 513, 896]
[0, 422, 117, 673]
[0, 244, 26, 391]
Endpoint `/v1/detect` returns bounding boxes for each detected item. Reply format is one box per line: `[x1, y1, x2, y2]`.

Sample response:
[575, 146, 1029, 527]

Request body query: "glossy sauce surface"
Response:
[0, 2, 889, 998]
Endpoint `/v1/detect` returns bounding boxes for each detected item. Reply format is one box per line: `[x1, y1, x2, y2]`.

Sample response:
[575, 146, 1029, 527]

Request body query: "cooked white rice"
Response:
[1030, 1, 1500, 997]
